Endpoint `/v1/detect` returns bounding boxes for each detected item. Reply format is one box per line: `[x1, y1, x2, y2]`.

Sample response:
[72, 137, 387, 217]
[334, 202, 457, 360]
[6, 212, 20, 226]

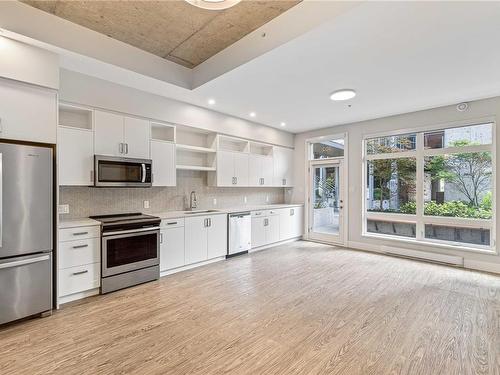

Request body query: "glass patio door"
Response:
[309, 160, 344, 244]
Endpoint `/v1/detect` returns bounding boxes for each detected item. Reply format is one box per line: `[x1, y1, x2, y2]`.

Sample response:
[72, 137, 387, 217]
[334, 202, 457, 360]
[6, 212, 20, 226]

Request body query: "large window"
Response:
[364, 123, 494, 250]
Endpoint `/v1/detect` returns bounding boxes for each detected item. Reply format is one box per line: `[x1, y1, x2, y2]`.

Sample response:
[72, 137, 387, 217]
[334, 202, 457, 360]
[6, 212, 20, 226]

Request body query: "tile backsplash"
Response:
[60, 170, 286, 219]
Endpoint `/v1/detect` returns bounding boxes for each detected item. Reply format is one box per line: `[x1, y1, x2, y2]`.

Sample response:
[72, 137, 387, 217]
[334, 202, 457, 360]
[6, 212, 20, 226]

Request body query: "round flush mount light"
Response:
[249, 112, 256, 118]
[456, 102, 469, 112]
[280, 122, 286, 127]
[330, 89, 356, 101]
[208, 98, 216, 105]
[185, 0, 241, 11]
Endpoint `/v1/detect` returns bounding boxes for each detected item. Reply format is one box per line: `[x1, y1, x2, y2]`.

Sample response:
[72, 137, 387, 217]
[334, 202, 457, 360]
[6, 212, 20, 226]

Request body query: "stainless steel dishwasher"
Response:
[228, 212, 252, 257]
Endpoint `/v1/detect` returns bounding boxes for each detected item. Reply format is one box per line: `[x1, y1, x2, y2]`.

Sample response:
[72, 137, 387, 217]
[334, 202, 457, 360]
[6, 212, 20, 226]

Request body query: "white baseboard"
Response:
[58, 288, 100, 308]
[160, 256, 225, 277]
[463, 259, 500, 275]
[249, 237, 301, 253]
[347, 240, 464, 266]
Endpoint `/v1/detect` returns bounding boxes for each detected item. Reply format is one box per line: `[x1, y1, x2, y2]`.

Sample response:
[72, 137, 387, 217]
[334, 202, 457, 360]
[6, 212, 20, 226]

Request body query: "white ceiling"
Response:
[186, 1, 500, 133]
[3, 1, 500, 134]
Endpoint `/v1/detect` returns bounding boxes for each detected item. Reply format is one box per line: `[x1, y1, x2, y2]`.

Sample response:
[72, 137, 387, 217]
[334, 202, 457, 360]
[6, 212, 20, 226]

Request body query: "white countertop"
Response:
[59, 218, 101, 229]
[59, 204, 304, 227]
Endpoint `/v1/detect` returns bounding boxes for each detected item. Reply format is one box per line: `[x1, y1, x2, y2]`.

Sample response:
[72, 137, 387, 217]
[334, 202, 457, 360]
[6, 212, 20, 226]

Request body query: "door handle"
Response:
[72, 244, 89, 249]
[160, 233, 163, 244]
[73, 231, 89, 236]
[0, 254, 50, 270]
[119, 143, 123, 154]
[125, 143, 129, 154]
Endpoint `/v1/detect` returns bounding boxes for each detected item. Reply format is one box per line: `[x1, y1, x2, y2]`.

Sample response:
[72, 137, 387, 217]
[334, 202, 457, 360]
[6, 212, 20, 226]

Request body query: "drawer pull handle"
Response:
[72, 270, 89, 276]
[167, 222, 178, 225]
[73, 232, 88, 236]
[72, 244, 89, 249]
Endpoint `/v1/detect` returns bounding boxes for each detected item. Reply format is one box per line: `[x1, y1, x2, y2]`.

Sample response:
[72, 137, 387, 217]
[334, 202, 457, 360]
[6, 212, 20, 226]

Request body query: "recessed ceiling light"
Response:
[249, 112, 256, 118]
[280, 122, 286, 127]
[185, 0, 241, 10]
[330, 89, 356, 101]
[208, 98, 216, 105]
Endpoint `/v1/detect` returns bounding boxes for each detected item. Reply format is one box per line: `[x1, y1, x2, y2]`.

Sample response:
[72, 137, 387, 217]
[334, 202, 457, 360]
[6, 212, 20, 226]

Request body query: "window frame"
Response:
[362, 118, 496, 253]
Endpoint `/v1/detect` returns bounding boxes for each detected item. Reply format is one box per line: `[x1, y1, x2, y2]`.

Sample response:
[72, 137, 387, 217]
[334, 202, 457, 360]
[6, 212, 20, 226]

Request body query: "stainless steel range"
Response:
[90, 213, 161, 294]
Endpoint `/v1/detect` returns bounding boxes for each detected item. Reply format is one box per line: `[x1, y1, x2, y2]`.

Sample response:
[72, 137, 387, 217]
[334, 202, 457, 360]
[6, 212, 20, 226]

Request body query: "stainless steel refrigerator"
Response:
[0, 142, 53, 325]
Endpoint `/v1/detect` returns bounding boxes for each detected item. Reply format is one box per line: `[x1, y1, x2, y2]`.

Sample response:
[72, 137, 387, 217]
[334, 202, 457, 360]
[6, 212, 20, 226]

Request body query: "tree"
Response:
[425, 140, 491, 207]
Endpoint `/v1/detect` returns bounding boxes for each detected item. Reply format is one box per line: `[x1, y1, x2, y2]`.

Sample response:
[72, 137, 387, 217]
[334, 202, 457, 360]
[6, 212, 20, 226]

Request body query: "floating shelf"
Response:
[176, 144, 216, 153]
[59, 103, 93, 130]
[176, 165, 216, 171]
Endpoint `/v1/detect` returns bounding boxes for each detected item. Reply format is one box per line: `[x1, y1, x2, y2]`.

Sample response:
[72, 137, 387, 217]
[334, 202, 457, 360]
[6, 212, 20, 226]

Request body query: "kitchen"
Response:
[2, 1, 500, 374]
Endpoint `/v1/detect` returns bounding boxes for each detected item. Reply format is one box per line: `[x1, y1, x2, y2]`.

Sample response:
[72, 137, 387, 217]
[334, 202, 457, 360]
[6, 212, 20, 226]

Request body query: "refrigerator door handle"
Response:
[0, 254, 50, 270]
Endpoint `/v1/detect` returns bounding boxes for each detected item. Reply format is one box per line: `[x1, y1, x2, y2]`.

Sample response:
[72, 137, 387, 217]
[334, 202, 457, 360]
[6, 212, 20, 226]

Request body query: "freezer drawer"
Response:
[0, 253, 52, 325]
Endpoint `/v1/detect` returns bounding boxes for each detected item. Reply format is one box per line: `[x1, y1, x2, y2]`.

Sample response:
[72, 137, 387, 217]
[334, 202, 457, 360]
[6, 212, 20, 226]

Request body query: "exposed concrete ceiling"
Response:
[22, 0, 300, 68]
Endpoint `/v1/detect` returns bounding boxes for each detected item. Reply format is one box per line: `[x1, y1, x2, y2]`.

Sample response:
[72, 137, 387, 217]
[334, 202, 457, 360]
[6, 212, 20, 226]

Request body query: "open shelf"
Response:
[151, 122, 175, 142]
[250, 141, 274, 156]
[176, 144, 216, 153]
[176, 165, 216, 171]
[59, 103, 93, 130]
[218, 135, 249, 153]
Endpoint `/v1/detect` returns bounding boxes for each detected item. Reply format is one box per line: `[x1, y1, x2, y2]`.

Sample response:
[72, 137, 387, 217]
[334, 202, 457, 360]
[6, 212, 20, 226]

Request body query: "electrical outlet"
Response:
[244, 196, 247, 204]
[58, 204, 69, 214]
[143, 200, 150, 209]
[266, 195, 269, 203]
[213, 198, 217, 206]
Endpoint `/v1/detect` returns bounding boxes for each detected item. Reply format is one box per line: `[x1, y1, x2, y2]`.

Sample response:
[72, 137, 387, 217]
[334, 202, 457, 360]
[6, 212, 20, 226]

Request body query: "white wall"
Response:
[293, 96, 500, 273]
[59, 69, 294, 148]
[0, 36, 58, 89]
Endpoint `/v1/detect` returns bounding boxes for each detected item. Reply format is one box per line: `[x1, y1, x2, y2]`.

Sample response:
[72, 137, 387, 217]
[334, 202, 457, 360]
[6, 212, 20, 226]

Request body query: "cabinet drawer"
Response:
[59, 226, 100, 242]
[59, 238, 100, 269]
[161, 218, 185, 228]
[251, 210, 266, 217]
[58, 263, 100, 297]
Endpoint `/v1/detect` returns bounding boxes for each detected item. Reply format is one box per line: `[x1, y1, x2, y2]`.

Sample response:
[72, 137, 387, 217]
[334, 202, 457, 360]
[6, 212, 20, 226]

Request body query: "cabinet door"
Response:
[273, 147, 293, 187]
[262, 155, 274, 186]
[57, 127, 94, 185]
[248, 155, 262, 187]
[251, 216, 266, 248]
[217, 150, 235, 187]
[278, 209, 292, 241]
[291, 207, 304, 238]
[267, 215, 280, 244]
[160, 227, 185, 271]
[184, 216, 208, 264]
[234, 152, 249, 186]
[207, 215, 228, 259]
[123, 116, 150, 159]
[94, 110, 124, 156]
[0, 80, 56, 144]
[151, 141, 176, 186]
[283, 148, 294, 187]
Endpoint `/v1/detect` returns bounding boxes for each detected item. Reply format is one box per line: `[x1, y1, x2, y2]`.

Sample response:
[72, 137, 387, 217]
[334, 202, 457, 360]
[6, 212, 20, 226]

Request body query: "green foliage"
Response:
[481, 191, 492, 211]
[398, 200, 492, 219]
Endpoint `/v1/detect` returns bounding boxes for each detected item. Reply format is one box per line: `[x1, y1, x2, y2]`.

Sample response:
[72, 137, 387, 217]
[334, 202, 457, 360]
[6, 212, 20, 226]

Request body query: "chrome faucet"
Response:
[190, 191, 198, 210]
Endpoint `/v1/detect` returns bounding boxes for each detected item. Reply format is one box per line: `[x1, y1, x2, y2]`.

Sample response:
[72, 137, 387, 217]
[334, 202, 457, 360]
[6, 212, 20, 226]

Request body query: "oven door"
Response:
[95, 155, 152, 187]
[102, 228, 159, 277]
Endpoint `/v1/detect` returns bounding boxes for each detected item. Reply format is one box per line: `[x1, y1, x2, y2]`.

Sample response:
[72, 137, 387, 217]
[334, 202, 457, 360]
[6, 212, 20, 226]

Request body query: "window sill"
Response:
[362, 233, 497, 256]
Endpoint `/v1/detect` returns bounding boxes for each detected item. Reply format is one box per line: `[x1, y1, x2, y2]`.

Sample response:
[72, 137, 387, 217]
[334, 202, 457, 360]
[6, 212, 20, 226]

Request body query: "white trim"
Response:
[366, 212, 416, 223]
[249, 237, 301, 253]
[463, 259, 500, 275]
[160, 256, 225, 277]
[365, 150, 416, 161]
[423, 144, 491, 156]
[57, 288, 100, 308]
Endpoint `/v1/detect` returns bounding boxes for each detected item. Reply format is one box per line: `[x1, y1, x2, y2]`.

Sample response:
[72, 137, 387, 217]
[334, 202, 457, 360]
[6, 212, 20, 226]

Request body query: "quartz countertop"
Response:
[60, 204, 304, 226]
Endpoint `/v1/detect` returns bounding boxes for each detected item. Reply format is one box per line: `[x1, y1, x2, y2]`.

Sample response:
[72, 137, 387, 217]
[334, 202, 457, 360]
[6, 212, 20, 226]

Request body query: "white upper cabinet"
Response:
[273, 147, 294, 187]
[94, 110, 123, 157]
[58, 127, 93, 186]
[249, 154, 274, 187]
[215, 150, 249, 187]
[94, 110, 150, 159]
[151, 140, 176, 186]
[0, 79, 56, 144]
[123, 116, 150, 159]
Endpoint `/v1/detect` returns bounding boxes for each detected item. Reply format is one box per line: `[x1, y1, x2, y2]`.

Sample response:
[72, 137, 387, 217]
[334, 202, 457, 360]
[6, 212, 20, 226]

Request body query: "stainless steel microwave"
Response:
[94, 155, 152, 187]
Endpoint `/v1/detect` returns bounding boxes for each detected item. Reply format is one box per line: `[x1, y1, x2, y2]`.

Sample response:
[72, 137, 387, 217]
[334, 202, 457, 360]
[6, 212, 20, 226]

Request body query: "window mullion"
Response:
[415, 132, 424, 240]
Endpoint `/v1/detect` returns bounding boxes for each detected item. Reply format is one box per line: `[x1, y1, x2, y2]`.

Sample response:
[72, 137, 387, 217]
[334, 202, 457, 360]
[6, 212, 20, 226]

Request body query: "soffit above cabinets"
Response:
[21, 0, 300, 68]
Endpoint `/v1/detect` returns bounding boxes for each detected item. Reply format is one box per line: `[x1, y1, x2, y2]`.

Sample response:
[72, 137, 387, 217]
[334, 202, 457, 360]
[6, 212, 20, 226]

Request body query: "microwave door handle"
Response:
[141, 164, 146, 183]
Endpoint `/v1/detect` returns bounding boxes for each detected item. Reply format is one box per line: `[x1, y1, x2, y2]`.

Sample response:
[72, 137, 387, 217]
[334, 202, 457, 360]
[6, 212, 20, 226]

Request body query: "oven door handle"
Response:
[103, 226, 160, 237]
[141, 163, 146, 183]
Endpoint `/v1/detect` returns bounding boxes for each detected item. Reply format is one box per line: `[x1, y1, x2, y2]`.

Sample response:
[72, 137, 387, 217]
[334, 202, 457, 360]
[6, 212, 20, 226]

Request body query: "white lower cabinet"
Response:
[184, 214, 228, 266]
[58, 224, 101, 301]
[278, 206, 304, 241]
[160, 219, 185, 271]
[207, 214, 228, 259]
[251, 211, 280, 249]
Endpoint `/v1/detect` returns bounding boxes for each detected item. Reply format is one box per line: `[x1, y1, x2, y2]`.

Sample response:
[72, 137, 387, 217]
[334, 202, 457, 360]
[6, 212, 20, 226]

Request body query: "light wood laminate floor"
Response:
[1, 241, 500, 375]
